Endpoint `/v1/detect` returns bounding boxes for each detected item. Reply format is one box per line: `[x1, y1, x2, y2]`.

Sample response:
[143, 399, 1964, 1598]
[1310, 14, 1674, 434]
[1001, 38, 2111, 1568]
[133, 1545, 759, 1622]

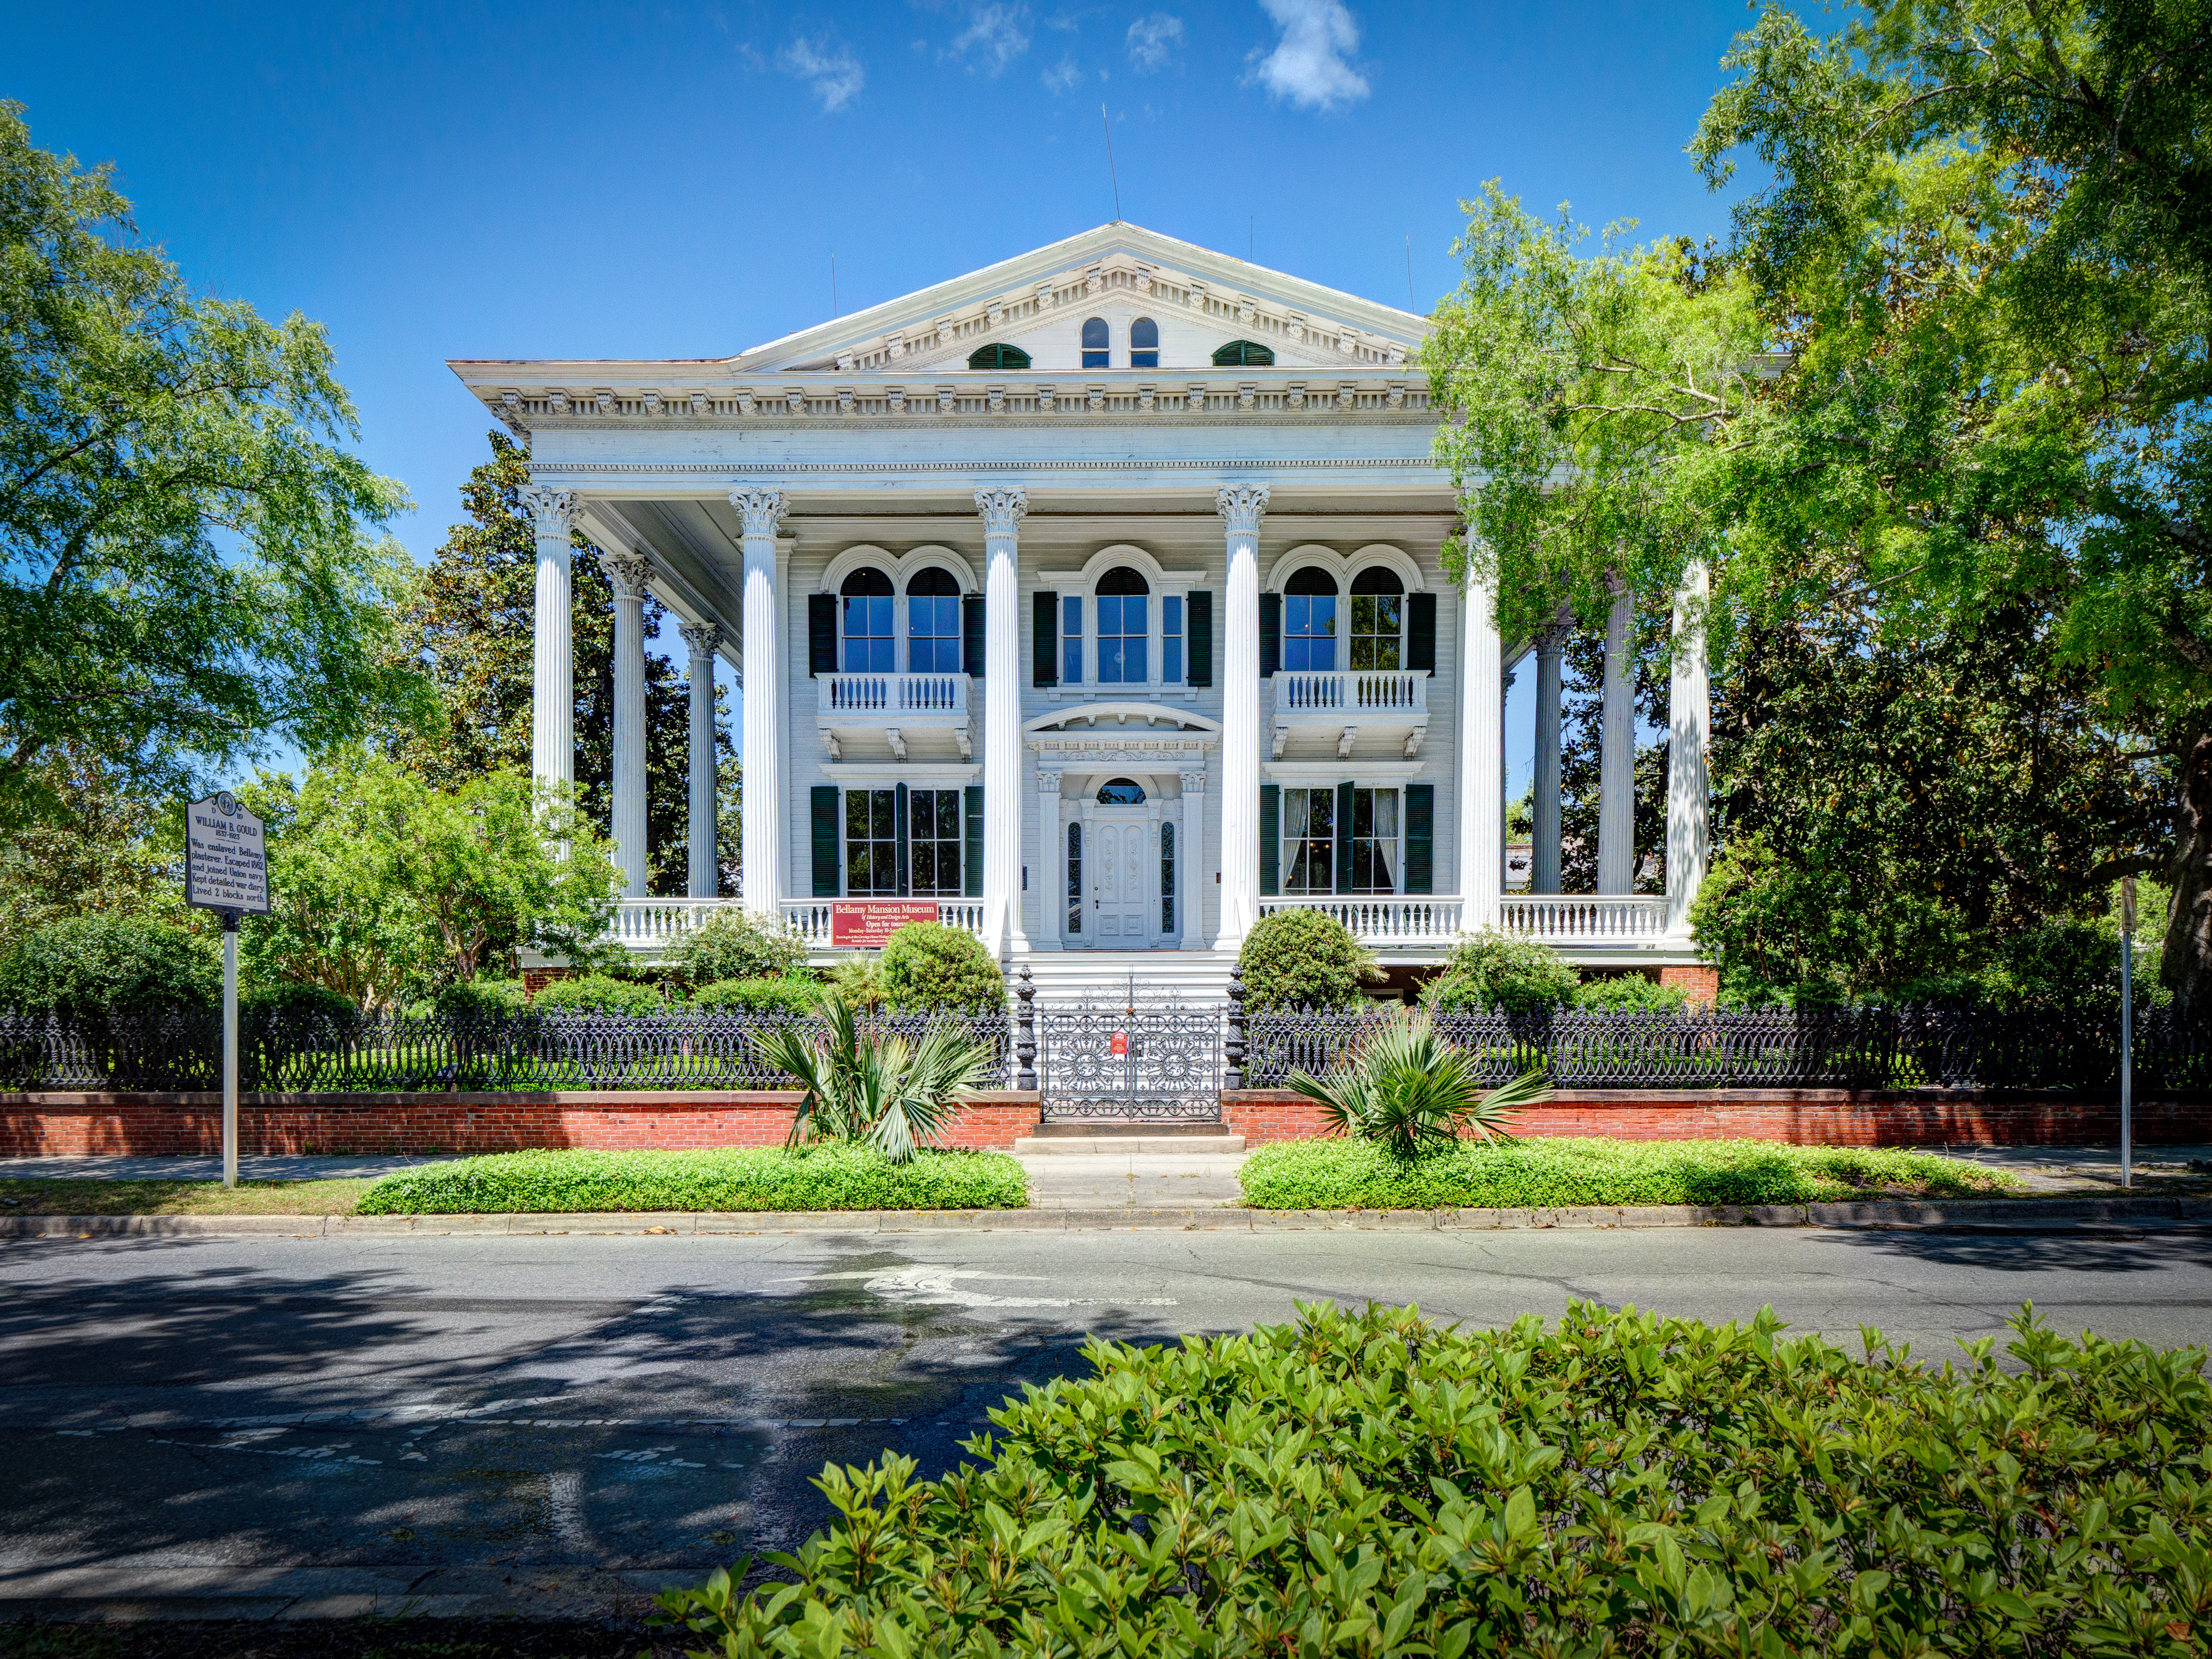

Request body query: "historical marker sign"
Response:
[185, 792, 270, 916]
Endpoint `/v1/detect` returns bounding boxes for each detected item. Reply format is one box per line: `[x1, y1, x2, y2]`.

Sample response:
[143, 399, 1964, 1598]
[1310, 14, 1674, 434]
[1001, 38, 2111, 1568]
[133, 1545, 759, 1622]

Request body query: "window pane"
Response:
[1163, 595, 1182, 637]
[1162, 635, 1181, 683]
[870, 790, 894, 838]
[1062, 595, 1082, 683]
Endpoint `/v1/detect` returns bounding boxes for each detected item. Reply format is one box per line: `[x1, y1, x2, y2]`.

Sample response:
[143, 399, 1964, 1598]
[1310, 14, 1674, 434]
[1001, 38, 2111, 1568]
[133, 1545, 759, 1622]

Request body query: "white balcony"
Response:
[1271, 670, 1428, 758]
[603, 897, 987, 963]
[816, 672, 971, 760]
[1498, 894, 1668, 942]
[781, 899, 986, 946]
[1259, 895, 1462, 945]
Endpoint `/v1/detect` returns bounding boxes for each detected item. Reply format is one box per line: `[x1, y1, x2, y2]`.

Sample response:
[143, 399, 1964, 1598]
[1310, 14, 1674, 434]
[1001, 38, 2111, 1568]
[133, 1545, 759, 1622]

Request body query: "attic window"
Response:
[1213, 339, 1274, 367]
[1081, 317, 1110, 369]
[1130, 317, 1159, 369]
[968, 343, 1031, 371]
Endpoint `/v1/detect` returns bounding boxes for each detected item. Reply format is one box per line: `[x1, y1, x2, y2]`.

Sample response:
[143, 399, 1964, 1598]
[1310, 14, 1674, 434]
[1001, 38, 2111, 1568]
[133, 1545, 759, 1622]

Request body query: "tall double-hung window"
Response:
[840, 569, 895, 672]
[906, 568, 962, 673]
[1349, 569, 1404, 671]
[844, 787, 962, 896]
[1095, 566, 1149, 684]
[1283, 567, 1338, 672]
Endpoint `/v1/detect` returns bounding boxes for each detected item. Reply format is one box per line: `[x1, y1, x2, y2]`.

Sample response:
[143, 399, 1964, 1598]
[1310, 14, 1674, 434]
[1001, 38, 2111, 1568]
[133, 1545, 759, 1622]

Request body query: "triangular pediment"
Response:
[733, 223, 1422, 378]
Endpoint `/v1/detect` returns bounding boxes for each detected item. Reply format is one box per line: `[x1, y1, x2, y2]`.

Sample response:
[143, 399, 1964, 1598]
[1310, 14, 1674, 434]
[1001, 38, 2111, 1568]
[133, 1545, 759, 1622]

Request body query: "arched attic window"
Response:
[1081, 317, 1110, 369]
[1130, 317, 1159, 369]
[968, 342, 1030, 370]
[1212, 339, 1274, 367]
[840, 568, 895, 673]
[1349, 568, 1404, 671]
[1283, 566, 1338, 672]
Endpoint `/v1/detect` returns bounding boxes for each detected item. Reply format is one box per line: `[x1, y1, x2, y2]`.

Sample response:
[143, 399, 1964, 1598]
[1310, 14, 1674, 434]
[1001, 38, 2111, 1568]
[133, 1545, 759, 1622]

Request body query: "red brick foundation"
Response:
[0, 1091, 1043, 1157]
[521, 967, 577, 998]
[1222, 1089, 2212, 1148]
[1658, 963, 1720, 1006]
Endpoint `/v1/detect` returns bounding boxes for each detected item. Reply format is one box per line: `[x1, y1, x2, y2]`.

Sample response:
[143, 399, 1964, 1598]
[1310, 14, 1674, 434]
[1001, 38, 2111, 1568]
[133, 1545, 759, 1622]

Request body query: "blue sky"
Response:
[17, 0, 1757, 791]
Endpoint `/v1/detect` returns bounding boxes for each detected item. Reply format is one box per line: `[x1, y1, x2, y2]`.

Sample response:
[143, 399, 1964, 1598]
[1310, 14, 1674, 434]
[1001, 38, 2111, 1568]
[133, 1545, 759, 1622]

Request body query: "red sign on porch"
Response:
[830, 900, 941, 948]
[1109, 1032, 1129, 1056]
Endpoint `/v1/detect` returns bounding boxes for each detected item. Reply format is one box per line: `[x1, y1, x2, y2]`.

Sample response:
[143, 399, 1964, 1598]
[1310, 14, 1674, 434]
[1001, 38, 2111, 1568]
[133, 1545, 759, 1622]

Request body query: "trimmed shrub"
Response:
[657, 1299, 2212, 1659]
[1237, 1134, 2022, 1209]
[1235, 909, 1381, 1012]
[878, 923, 1004, 1014]
[0, 915, 219, 1015]
[241, 982, 359, 1022]
[1430, 927, 1579, 1014]
[432, 976, 530, 1018]
[532, 973, 666, 1017]
[358, 1144, 1026, 1214]
[689, 976, 818, 1015]
[1573, 972, 1689, 1013]
[669, 909, 808, 985]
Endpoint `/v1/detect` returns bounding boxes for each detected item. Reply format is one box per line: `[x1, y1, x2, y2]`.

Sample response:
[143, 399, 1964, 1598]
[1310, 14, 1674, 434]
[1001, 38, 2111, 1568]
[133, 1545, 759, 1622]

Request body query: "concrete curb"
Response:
[4, 1195, 2210, 1237]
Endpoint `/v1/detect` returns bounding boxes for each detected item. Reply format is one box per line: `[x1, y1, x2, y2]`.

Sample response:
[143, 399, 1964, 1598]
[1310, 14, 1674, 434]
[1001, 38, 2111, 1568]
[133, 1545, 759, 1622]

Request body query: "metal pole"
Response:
[2120, 876, 2135, 1191]
[222, 914, 239, 1190]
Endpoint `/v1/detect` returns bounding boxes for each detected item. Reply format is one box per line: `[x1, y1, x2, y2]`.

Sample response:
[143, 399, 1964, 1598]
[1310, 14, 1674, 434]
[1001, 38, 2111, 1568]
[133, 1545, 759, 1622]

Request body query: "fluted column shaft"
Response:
[680, 622, 722, 899]
[1533, 631, 1564, 894]
[600, 551, 651, 899]
[1597, 586, 1636, 894]
[520, 487, 579, 795]
[1666, 559, 1711, 936]
[976, 488, 1027, 959]
[1216, 485, 1268, 948]
[730, 488, 789, 918]
[1458, 568, 1504, 926]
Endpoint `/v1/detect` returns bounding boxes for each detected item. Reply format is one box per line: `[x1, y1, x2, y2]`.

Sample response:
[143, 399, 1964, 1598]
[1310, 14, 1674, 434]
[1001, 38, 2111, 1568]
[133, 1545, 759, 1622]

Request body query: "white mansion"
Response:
[451, 224, 1709, 996]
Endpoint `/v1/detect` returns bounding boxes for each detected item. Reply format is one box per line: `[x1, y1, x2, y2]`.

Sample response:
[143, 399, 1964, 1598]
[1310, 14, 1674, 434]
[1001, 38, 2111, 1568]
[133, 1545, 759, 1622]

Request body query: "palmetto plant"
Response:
[1289, 1011, 1550, 1158]
[752, 992, 995, 1165]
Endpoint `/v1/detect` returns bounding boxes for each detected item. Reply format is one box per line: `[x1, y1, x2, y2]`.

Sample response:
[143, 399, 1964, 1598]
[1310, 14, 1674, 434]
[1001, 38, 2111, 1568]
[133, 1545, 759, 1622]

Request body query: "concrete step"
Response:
[1013, 949, 1237, 1004]
[1016, 1133, 1247, 1155]
[1027, 1120, 1232, 1138]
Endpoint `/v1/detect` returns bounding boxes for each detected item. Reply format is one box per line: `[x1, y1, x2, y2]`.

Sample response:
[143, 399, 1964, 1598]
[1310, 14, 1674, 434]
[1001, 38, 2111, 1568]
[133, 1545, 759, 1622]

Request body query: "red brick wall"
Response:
[0, 1091, 1042, 1157]
[521, 967, 577, 998]
[1658, 963, 1720, 1006]
[1222, 1088, 2212, 1148]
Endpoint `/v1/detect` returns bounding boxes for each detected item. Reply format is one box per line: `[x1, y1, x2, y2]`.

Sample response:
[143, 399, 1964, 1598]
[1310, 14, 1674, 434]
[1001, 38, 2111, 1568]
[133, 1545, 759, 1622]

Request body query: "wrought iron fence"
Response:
[0, 1010, 1012, 1093]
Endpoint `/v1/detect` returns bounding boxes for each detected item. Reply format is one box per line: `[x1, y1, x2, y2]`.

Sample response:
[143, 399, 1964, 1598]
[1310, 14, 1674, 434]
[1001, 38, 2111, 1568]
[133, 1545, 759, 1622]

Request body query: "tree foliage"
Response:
[0, 102, 427, 824]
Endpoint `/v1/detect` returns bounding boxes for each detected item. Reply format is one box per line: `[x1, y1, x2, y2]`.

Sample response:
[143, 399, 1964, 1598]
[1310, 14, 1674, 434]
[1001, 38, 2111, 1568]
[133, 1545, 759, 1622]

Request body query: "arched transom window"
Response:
[1096, 777, 1146, 805]
[1283, 567, 1338, 672]
[968, 342, 1030, 370]
[1349, 568, 1404, 671]
[1213, 339, 1274, 367]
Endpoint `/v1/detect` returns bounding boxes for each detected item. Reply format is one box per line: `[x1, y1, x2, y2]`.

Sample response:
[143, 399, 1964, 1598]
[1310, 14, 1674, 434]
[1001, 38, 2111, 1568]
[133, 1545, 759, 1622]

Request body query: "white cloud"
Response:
[1042, 54, 1085, 92]
[947, 3, 1033, 74]
[778, 35, 866, 111]
[1126, 12, 1183, 71]
[1246, 0, 1368, 110]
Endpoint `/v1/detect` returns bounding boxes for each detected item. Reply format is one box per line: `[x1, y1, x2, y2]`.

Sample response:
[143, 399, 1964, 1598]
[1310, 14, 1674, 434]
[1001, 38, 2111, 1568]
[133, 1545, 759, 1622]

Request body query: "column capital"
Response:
[677, 620, 722, 659]
[1215, 483, 1270, 537]
[973, 487, 1028, 535]
[518, 485, 580, 538]
[727, 486, 790, 539]
[596, 548, 653, 600]
[1178, 770, 1207, 793]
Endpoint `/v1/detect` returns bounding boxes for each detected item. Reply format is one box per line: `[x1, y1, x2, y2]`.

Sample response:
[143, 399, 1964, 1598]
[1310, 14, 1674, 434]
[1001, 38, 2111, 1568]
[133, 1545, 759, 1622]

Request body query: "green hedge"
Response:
[658, 1299, 2212, 1658]
[1236, 908, 1381, 1012]
[1238, 1135, 2023, 1209]
[879, 922, 1004, 1013]
[0, 915, 218, 1015]
[357, 1145, 1027, 1214]
[532, 973, 666, 1016]
[689, 976, 819, 1014]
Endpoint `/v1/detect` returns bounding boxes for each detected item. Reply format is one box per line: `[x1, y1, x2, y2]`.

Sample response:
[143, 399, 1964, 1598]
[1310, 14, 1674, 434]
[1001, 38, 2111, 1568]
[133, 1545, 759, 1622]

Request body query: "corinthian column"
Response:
[729, 487, 789, 919]
[1216, 483, 1268, 948]
[598, 549, 652, 899]
[1533, 629, 1564, 894]
[518, 486, 579, 794]
[1597, 584, 1636, 894]
[975, 487, 1028, 959]
[1665, 559, 1711, 936]
[1457, 563, 1503, 926]
[679, 621, 723, 899]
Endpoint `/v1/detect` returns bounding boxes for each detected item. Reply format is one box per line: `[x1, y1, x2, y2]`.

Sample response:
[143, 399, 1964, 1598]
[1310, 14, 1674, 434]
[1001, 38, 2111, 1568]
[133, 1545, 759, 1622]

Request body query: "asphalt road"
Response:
[5, 1222, 2212, 1621]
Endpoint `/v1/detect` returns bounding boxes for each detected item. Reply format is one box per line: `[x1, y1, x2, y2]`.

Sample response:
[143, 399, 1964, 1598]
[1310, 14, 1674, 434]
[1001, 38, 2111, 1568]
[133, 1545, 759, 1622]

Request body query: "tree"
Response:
[384, 431, 729, 893]
[0, 102, 427, 825]
[0, 747, 193, 958]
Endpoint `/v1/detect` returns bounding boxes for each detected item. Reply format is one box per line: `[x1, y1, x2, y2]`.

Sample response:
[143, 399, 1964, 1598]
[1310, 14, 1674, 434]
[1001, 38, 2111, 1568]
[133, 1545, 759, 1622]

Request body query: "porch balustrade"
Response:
[1258, 895, 1462, 942]
[1497, 894, 1669, 941]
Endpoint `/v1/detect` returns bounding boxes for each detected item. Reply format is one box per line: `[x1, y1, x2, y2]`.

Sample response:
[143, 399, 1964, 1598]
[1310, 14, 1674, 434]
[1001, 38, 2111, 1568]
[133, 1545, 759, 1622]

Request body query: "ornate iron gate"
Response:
[1037, 988, 1223, 1121]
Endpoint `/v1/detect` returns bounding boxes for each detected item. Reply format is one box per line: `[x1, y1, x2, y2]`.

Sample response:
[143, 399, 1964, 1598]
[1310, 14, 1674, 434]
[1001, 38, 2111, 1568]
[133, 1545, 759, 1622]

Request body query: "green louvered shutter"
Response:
[1033, 590, 1058, 687]
[808, 594, 837, 676]
[1259, 785, 1280, 897]
[1187, 590, 1213, 687]
[1404, 784, 1434, 894]
[1407, 593, 1437, 673]
[962, 594, 986, 677]
[810, 787, 840, 896]
[963, 786, 983, 898]
[1335, 782, 1355, 895]
[1259, 592, 1280, 678]
[894, 782, 910, 898]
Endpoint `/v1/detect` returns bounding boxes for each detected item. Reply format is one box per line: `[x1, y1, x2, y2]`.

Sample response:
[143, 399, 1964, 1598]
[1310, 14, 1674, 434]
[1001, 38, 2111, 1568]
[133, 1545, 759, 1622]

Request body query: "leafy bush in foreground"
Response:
[689, 976, 818, 1014]
[1238, 1135, 2022, 1210]
[0, 914, 218, 1015]
[1236, 908, 1381, 1012]
[670, 908, 809, 984]
[532, 972, 665, 1017]
[879, 923, 1004, 1014]
[357, 1144, 1026, 1214]
[1429, 927, 1579, 1014]
[658, 1300, 2212, 1659]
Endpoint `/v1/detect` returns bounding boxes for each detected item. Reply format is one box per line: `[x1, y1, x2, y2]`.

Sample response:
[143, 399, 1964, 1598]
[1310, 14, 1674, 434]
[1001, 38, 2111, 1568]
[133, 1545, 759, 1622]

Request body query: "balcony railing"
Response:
[1259, 895, 1462, 943]
[609, 898, 988, 953]
[816, 673, 969, 717]
[780, 900, 986, 945]
[1273, 670, 1428, 716]
[1498, 894, 1669, 941]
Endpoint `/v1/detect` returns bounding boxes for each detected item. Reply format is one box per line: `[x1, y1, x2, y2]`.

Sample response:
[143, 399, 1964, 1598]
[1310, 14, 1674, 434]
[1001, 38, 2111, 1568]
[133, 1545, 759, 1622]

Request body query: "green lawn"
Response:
[356, 1144, 1029, 1214]
[0, 1177, 375, 1216]
[1238, 1135, 2027, 1210]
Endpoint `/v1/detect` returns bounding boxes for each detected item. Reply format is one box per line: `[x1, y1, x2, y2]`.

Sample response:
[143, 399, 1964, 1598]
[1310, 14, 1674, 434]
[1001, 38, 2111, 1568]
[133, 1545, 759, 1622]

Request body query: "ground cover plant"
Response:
[1238, 1135, 2023, 1210]
[0, 1177, 375, 1217]
[658, 1299, 2212, 1658]
[356, 1144, 1025, 1214]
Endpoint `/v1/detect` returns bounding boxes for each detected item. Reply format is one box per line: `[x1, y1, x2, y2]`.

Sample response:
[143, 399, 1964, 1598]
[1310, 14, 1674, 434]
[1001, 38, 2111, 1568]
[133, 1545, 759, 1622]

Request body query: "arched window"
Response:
[1212, 339, 1274, 367]
[1130, 317, 1159, 369]
[906, 567, 962, 674]
[1096, 777, 1146, 805]
[1283, 567, 1338, 673]
[840, 568, 894, 673]
[968, 342, 1030, 370]
[1349, 568, 1404, 671]
[1081, 317, 1110, 369]
[1095, 566, 1149, 683]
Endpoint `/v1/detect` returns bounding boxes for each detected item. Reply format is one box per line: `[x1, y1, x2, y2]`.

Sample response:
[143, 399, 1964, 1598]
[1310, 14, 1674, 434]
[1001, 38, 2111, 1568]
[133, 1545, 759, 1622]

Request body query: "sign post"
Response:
[185, 793, 270, 1189]
[2120, 876, 2135, 1191]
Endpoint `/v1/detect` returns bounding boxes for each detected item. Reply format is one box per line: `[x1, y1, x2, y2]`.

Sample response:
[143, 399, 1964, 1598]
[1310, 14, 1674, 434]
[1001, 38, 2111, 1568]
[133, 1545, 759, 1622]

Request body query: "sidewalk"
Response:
[1017, 1150, 1249, 1209]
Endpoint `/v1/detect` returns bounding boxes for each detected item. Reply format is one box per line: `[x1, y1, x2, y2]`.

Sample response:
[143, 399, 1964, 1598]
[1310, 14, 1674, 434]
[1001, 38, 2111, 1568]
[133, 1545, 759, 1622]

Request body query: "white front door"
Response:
[1091, 817, 1149, 940]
